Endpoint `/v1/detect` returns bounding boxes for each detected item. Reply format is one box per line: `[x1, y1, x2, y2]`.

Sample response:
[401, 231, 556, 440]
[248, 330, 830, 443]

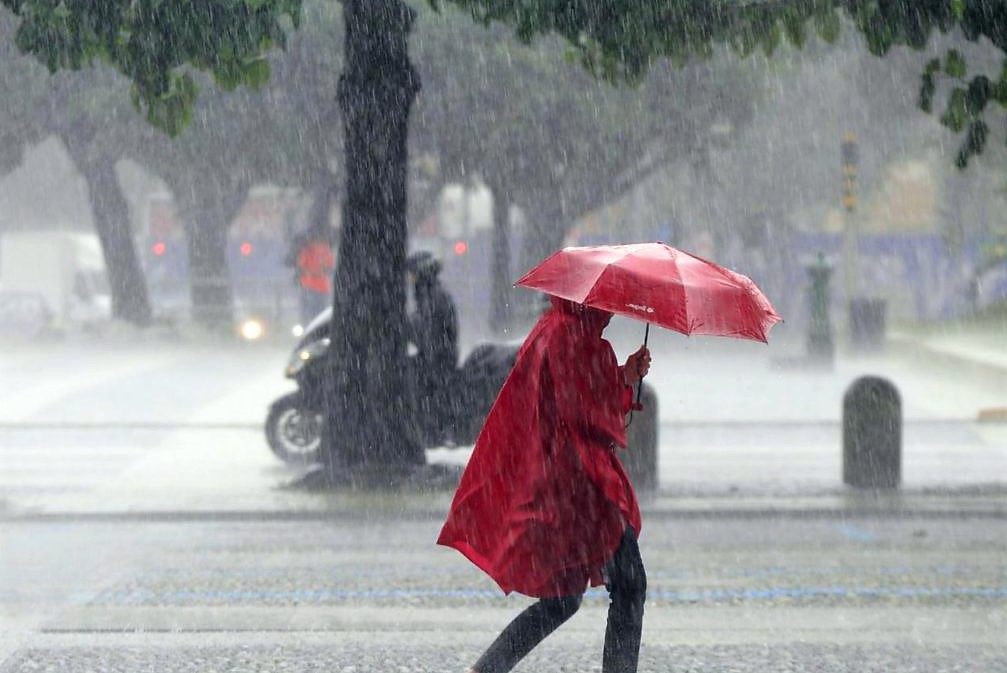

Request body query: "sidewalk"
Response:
[6, 424, 1005, 522]
[887, 324, 1007, 399]
[2, 322, 1004, 522]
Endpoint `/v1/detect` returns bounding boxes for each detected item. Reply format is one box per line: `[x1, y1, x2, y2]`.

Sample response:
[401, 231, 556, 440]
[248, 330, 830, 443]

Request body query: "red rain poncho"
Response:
[438, 297, 641, 598]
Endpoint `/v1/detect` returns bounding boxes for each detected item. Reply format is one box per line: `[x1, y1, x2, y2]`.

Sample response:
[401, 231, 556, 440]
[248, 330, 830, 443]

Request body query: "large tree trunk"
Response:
[322, 0, 424, 478]
[83, 154, 153, 326]
[62, 134, 153, 327]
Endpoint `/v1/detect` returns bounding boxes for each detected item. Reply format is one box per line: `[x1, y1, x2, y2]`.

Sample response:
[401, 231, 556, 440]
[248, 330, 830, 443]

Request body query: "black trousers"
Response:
[473, 527, 646, 673]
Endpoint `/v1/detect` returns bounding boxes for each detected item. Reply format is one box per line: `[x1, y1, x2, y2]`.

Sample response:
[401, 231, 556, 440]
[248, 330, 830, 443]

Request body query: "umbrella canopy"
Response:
[515, 242, 782, 343]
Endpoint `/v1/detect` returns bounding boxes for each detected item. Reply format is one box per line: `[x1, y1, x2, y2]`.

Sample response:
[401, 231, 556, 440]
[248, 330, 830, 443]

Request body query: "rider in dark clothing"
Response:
[406, 251, 459, 443]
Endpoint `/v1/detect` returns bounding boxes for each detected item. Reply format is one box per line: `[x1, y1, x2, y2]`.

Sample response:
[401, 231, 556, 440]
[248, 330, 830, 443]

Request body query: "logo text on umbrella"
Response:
[626, 303, 655, 314]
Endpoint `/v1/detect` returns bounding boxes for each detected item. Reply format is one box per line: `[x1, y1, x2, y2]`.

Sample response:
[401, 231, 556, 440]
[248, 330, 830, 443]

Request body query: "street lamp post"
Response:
[806, 251, 835, 366]
[841, 132, 860, 307]
[840, 132, 887, 351]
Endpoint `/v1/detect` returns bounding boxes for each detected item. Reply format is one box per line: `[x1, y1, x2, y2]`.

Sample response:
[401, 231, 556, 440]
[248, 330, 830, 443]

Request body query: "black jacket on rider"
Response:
[407, 253, 459, 440]
[409, 269, 458, 385]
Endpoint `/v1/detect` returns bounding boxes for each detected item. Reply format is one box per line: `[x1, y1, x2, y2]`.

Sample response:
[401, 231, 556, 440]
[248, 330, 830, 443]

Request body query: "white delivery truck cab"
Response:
[0, 231, 112, 334]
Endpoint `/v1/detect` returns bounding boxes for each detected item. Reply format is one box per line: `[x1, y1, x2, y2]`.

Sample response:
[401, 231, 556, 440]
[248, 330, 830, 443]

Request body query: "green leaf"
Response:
[282, 0, 302, 29]
[860, 15, 894, 56]
[966, 75, 991, 115]
[995, 62, 1007, 105]
[924, 58, 941, 76]
[994, 78, 1007, 106]
[731, 27, 759, 57]
[954, 149, 969, 170]
[967, 119, 989, 155]
[781, 13, 806, 49]
[213, 59, 245, 91]
[956, 129, 991, 168]
[761, 24, 781, 56]
[813, 10, 841, 44]
[243, 57, 271, 89]
[944, 49, 967, 79]
[919, 72, 935, 113]
[941, 88, 969, 133]
[135, 72, 198, 137]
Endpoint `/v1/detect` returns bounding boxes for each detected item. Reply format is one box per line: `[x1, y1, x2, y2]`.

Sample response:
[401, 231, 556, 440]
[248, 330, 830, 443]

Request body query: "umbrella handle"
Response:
[627, 323, 650, 428]
[634, 323, 650, 407]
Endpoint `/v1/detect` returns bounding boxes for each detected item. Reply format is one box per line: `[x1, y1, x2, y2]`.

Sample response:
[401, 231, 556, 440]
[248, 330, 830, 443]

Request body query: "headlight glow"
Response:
[286, 337, 330, 376]
[240, 318, 265, 341]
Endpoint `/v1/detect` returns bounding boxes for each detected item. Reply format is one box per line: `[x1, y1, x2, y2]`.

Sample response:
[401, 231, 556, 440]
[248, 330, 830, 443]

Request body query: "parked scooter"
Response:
[264, 308, 520, 465]
[264, 308, 332, 464]
[265, 308, 659, 487]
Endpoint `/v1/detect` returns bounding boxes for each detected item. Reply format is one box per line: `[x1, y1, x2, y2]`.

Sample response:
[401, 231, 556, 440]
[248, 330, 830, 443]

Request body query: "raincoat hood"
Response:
[551, 297, 612, 338]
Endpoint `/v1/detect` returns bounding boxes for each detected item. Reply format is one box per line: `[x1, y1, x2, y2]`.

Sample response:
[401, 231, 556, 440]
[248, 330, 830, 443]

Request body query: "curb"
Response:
[978, 407, 1007, 422]
[643, 504, 1007, 520]
[4, 497, 1006, 523]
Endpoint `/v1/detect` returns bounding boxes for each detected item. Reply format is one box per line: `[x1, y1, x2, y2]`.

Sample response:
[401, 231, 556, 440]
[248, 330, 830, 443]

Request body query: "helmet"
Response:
[406, 250, 442, 278]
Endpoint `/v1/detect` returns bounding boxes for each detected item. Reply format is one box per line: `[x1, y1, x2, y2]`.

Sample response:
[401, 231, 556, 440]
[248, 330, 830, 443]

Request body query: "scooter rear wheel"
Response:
[265, 392, 324, 465]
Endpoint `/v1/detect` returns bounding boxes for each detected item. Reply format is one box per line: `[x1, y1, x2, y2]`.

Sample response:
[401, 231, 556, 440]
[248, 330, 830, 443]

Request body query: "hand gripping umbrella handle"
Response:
[627, 323, 649, 428]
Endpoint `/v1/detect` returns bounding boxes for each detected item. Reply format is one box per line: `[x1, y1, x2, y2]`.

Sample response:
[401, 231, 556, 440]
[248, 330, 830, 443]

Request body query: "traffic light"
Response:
[841, 132, 858, 211]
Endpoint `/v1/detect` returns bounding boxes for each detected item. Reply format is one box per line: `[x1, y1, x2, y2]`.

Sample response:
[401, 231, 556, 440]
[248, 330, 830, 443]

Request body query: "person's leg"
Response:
[471, 595, 582, 673]
[602, 528, 647, 673]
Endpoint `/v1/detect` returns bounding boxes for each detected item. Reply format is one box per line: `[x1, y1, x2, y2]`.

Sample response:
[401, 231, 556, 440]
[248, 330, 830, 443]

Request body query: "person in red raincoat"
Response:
[438, 296, 652, 673]
[295, 239, 335, 322]
[285, 224, 337, 325]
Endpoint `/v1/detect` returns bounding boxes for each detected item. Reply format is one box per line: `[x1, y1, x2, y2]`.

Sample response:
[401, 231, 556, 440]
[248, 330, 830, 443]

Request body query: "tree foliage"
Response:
[442, 0, 847, 80]
[5, 1, 1005, 168]
[439, 1, 1007, 169]
[921, 49, 1007, 168]
[2, 0, 300, 136]
[0, 12, 158, 324]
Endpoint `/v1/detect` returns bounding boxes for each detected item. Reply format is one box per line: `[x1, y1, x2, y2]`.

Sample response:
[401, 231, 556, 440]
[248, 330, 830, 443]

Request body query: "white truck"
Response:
[0, 231, 112, 336]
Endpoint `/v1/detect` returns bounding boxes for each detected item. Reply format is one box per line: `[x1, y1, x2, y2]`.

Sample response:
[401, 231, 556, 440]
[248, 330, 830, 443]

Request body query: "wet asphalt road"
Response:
[3, 513, 1005, 672]
[2, 338, 1005, 670]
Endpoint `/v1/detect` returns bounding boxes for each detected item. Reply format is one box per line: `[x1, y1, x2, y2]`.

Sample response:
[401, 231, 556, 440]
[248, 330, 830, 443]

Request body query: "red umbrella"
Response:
[515, 242, 782, 343]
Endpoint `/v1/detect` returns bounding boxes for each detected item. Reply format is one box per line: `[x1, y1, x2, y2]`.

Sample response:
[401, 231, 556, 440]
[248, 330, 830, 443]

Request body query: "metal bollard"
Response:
[843, 376, 901, 489]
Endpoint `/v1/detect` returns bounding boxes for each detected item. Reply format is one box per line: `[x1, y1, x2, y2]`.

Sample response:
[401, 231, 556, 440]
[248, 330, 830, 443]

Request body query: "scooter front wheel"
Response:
[265, 391, 324, 465]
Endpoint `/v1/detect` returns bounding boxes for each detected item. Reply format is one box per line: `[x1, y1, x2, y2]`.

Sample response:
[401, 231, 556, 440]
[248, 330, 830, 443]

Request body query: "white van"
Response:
[0, 231, 112, 335]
